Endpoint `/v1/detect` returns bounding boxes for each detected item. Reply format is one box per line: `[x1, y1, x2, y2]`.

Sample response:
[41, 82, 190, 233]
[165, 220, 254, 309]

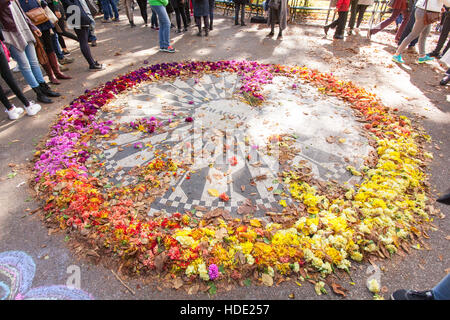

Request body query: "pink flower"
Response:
[208, 264, 219, 280]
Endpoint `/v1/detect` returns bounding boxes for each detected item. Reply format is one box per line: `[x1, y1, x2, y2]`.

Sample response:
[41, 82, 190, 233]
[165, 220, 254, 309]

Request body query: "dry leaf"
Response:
[330, 282, 347, 297]
[261, 273, 273, 287]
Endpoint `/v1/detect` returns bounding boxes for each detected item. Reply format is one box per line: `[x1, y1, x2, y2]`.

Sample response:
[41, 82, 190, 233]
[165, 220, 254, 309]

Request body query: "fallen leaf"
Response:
[261, 273, 273, 287]
[330, 282, 347, 297]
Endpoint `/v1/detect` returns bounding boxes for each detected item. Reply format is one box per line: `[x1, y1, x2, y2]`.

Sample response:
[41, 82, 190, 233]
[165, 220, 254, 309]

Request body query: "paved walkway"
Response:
[0, 12, 448, 300]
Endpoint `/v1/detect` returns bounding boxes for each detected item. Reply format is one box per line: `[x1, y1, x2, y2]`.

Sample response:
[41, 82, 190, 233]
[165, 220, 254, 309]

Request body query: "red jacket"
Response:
[336, 0, 350, 11]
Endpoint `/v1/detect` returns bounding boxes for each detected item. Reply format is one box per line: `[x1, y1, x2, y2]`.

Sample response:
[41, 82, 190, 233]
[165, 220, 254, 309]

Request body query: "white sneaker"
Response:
[24, 102, 42, 116]
[5, 105, 24, 120]
[12, 65, 20, 73]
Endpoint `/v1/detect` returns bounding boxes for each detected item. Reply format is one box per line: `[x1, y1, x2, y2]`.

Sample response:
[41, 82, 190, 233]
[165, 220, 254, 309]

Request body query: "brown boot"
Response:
[42, 61, 61, 85]
[48, 52, 72, 80]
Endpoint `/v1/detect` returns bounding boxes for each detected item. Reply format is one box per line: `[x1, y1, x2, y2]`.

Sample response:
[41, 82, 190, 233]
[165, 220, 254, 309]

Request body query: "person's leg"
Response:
[395, 9, 410, 42]
[124, 0, 134, 25]
[203, 15, 209, 35]
[40, 30, 71, 80]
[174, 7, 182, 31]
[74, 27, 97, 67]
[195, 16, 202, 34]
[0, 47, 29, 108]
[432, 274, 450, 300]
[240, 2, 245, 25]
[151, 8, 159, 27]
[347, 0, 359, 30]
[356, 5, 368, 28]
[152, 5, 171, 48]
[101, 0, 112, 19]
[179, 3, 188, 29]
[396, 8, 427, 56]
[335, 11, 348, 38]
[9, 44, 54, 103]
[109, 0, 120, 19]
[429, 12, 450, 56]
[235, 3, 240, 25]
[136, 0, 148, 24]
[59, 20, 79, 42]
[209, 0, 214, 29]
[417, 22, 431, 57]
[8, 45, 41, 88]
[370, 9, 401, 35]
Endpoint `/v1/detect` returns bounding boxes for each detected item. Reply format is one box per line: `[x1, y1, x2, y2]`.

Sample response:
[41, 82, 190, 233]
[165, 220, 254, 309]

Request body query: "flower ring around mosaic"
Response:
[34, 61, 434, 288]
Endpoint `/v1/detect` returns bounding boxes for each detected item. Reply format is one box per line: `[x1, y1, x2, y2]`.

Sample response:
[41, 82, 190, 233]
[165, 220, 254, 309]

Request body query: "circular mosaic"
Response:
[33, 61, 434, 295]
[93, 73, 372, 218]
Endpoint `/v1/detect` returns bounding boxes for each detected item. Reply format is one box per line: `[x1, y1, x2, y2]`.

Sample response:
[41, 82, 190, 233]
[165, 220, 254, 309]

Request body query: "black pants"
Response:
[40, 29, 56, 54]
[235, 3, 245, 24]
[209, 0, 214, 26]
[431, 11, 450, 55]
[57, 19, 79, 46]
[74, 27, 95, 67]
[195, 16, 209, 31]
[185, 0, 191, 23]
[174, 5, 188, 30]
[348, 3, 369, 29]
[136, 0, 148, 24]
[0, 46, 29, 110]
[328, 11, 348, 37]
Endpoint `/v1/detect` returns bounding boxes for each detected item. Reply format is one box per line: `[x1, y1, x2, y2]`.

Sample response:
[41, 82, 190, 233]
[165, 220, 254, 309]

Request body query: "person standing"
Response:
[0, 0, 59, 103]
[170, 0, 188, 32]
[124, 0, 149, 27]
[233, 0, 247, 26]
[367, 0, 409, 39]
[267, 0, 288, 39]
[60, 0, 105, 70]
[347, 0, 374, 34]
[324, 0, 350, 39]
[1, 33, 41, 119]
[150, 0, 175, 52]
[18, 0, 72, 84]
[192, 0, 209, 36]
[428, 6, 450, 57]
[100, 0, 119, 22]
[392, 0, 450, 64]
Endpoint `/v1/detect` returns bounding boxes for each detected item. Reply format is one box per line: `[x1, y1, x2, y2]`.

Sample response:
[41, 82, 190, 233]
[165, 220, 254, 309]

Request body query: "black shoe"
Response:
[428, 51, 439, 58]
[196, 30, 202, 36]
[204, 27, 209, 36]
[235, 21, 239, 25]
[334, 34, 344, 40]
[267, 32, 274, 37]
[32, 86, 52, 104]
[89, 62, 106, 71]
[39, 82, 61, 97]
[130, 21, 136, 27]
[324, 25, 329, 35]
[241, 22, 246, 26]
[176, 29, 183, 33]
[440, 73, 450, 86]
[183, 27, 188, 32]
[391, 289, 434, 300]
[91, 40, 97, 47]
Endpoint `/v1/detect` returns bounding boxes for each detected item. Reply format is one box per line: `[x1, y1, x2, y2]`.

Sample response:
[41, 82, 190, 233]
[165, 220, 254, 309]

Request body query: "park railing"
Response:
[215, 0, 392, 27]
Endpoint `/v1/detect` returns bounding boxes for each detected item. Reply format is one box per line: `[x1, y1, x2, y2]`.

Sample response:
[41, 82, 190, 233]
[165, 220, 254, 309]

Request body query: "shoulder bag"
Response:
[423, 0, 441, 25]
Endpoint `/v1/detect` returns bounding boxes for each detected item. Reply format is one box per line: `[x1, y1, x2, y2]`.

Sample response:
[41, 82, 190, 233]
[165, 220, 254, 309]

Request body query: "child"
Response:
[324, 0, 350, 39]
[192, 0, 209, 36]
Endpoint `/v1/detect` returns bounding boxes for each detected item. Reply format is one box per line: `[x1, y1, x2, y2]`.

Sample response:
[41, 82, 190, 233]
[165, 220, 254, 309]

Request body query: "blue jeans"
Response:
[101, 0, 119, 20]
[8, 42, 45, 88]
[52, 33, 65, 59]
[151, 5, 170, 49]
[151, 8, 159, 27]
[432, 274, 450, 300]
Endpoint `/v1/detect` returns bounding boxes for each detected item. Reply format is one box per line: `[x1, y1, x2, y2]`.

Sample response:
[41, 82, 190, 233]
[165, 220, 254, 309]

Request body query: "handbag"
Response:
[25, 7, 49, 26]
[44, 6, 59, 24]
[0, 40, 11, 62]
[423, 0, 441, 25]
[33, 33, 48, 65]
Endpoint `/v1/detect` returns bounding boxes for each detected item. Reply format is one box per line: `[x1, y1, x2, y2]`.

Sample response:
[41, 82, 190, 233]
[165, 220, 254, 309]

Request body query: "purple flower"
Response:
[185, 117, 193, 123]
[208, 264, 219, 280]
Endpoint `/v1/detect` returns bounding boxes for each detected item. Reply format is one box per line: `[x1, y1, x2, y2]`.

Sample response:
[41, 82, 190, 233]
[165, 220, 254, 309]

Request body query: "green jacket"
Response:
[148, 0, 168, 6]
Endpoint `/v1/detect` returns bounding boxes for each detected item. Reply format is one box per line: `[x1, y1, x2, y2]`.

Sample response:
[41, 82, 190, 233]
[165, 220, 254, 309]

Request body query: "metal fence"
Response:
[215, 0, 392, 27]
